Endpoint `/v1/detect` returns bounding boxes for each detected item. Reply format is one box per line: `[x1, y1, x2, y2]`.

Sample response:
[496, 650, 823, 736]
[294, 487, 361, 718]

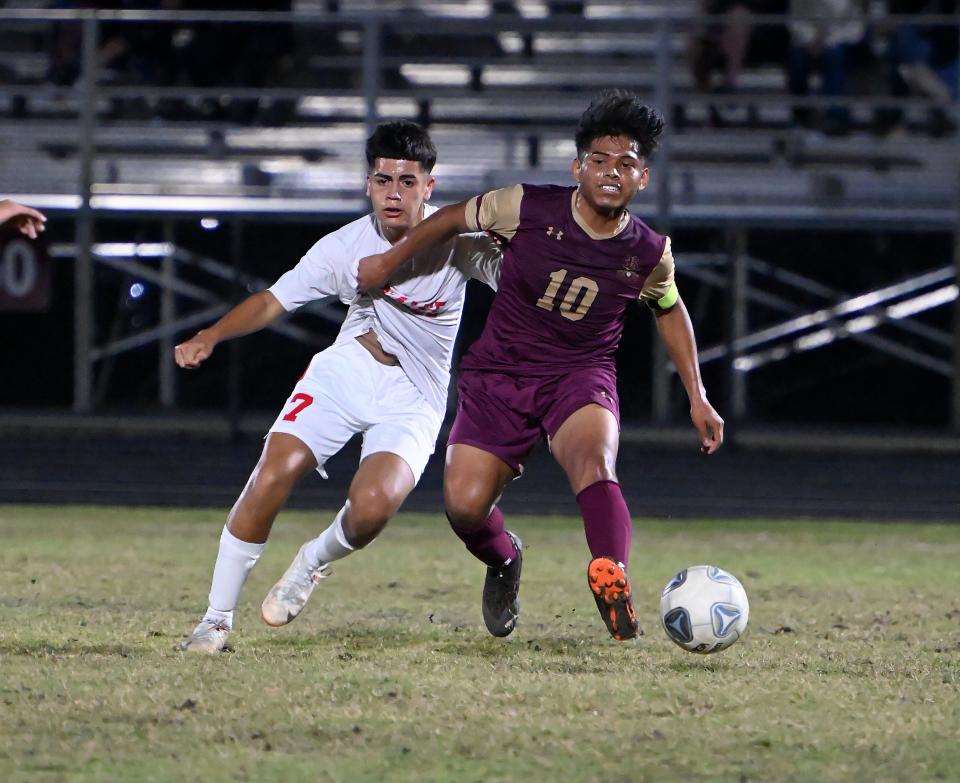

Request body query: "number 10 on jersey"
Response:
[535, 269, 598, 322]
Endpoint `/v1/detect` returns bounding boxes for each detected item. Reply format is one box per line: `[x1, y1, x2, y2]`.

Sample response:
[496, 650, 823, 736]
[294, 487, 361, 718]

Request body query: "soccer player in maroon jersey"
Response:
[358, 90, 724, 641]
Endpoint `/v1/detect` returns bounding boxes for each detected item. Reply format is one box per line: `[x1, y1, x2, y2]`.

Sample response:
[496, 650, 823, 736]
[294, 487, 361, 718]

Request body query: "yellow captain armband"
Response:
[646, 281, 679, 312]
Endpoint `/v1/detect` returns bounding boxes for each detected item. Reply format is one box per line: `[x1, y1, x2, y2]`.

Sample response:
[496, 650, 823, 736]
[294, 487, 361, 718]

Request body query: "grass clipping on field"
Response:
[1, 505, 958, 783]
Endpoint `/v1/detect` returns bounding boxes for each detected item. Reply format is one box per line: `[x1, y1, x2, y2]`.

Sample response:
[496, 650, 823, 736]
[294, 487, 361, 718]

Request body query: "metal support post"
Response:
[362, 18, 382, 141]
[73, 14, 98, 413]
[728, 227, 748, 420]
[652, 334, 671, 423]
[952, 222, 960, 431]
[950, 20, 960, 430]
[952, 70, 960, 431]
[651, 15, 674, 423]
[227, 219, 244, 440]
[159, 219, 177, 407]
[653, 16, 673, 231]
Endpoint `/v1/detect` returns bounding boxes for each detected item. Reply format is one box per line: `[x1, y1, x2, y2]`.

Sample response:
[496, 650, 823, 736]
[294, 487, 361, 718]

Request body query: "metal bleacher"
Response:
[1, 2, 959, 516]
[1, 2, 956, 224]
[0, 1, 958, 431]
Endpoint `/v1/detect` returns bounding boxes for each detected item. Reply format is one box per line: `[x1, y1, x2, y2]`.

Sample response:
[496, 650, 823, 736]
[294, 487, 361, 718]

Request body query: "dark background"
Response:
[1, 219, 952, 427]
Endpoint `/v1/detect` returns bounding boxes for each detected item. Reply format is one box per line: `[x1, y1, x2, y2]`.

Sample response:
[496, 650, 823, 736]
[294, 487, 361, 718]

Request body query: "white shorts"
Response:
[269, 339, 443, 483]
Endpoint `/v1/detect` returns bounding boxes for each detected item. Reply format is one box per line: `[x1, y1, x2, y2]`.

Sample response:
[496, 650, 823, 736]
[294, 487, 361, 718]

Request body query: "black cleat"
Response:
[482, 532, 522, 637]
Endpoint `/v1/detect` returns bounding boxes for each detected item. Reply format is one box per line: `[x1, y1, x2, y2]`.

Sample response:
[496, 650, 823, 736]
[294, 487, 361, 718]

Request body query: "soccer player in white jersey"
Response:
[174, 121, 501, 653]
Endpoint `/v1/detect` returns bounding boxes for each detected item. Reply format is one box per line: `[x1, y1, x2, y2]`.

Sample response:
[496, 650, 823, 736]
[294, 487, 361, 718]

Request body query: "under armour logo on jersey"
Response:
[546, 226, 564, 241]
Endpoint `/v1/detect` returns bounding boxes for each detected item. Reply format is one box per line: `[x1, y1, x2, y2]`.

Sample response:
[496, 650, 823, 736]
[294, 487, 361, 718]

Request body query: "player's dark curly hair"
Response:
[365, 120, 437, 172]
[574, 89, 664, 159]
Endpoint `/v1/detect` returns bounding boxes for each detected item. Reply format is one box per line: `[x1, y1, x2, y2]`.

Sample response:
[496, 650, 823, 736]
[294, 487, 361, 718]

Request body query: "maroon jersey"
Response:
[462, 184, 677, 376]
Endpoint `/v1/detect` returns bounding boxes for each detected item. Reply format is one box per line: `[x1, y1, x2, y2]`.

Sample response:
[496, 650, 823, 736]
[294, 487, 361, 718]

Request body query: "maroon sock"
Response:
[576, 479, 632, 567]
[447, 506, 518, 568]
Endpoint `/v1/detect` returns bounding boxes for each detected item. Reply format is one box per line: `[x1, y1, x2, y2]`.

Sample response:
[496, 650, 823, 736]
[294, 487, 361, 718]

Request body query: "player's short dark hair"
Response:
[365, 120, 437, 173]
[574, 89, 664, 160]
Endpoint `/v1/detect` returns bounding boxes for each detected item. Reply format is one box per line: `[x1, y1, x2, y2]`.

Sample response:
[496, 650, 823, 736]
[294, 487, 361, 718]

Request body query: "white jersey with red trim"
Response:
[269, 204, 501, 414]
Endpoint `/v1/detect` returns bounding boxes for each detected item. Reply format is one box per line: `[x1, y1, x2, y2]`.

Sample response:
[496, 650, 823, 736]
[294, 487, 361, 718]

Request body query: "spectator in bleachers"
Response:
[691, 1, 753, 96]
[688, 1, 789, 127]
[888, 0, 958, 102]
[46, 2, 179, 87]
[787, 0, 866, 134]
[43, 1, 298, 123]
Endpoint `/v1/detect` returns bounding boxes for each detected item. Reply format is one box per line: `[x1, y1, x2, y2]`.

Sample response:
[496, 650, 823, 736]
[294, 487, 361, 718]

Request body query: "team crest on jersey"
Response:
[619, 255, 643, 280]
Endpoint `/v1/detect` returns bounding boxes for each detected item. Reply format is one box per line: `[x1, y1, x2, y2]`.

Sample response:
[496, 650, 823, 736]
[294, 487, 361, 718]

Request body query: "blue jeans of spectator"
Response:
[892, 26, 959, 100]
[788, 44, 849, 125]
[941, 61, 959, 99]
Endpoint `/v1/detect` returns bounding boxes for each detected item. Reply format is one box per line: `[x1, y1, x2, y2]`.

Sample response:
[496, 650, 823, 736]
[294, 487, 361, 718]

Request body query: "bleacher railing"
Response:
[1, 8, 958, 428]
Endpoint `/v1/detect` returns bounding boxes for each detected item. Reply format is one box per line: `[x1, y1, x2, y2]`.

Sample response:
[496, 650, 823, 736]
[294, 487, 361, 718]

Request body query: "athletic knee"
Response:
[444, 481, 491, 530]
[250, 440, 314, 495]
[345, 487, 396, 547]
[249, 460, 301, 497]
[568, 455, 617, 494]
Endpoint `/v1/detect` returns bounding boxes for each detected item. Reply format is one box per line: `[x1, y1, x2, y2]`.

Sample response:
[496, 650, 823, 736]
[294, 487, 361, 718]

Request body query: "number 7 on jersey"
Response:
[282, 392, 314, 422]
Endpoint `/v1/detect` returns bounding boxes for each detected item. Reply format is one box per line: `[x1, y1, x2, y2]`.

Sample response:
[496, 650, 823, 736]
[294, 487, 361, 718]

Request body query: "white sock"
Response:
[202, 607, 233, 627]
[206, 526, 266, 625]
[303, 505, 355, 569]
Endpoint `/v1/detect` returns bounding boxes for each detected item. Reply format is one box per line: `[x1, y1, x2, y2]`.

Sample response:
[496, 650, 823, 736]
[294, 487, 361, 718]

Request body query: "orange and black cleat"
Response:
[588, 557, 641, 641]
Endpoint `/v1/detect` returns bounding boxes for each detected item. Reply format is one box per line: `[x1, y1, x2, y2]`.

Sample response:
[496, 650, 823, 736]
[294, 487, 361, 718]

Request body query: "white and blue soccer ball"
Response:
[660, 565, 749, 654]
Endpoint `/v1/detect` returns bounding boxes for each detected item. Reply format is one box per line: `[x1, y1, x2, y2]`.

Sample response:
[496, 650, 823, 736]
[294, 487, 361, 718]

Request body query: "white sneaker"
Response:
[261, 544, 332, 627]
[180, 617, 231, 653]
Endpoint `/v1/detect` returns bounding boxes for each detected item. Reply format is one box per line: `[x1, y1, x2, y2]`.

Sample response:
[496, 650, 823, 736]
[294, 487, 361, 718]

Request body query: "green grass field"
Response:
[1, 505, 958, 783]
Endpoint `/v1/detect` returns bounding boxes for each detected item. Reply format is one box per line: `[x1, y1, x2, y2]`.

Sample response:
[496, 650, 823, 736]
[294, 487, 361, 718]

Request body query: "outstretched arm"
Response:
[174, 290, 285, 369]
[654, 297, 724, 454]
[0, 199, 46, 239]
[357, 200, 471, 290]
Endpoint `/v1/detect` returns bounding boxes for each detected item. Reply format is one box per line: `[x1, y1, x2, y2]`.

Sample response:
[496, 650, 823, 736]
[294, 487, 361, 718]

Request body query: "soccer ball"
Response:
[660, 565, 749, 654]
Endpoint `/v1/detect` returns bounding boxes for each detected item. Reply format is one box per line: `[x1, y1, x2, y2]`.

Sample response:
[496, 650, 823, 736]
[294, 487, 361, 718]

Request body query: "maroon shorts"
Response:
[448, 366, 620, 473]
